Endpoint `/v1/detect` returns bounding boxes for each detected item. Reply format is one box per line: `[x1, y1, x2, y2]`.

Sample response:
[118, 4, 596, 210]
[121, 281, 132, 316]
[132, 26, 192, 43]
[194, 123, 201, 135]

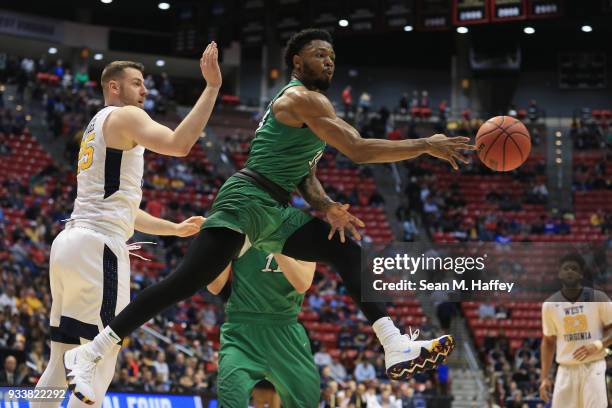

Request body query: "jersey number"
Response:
[261, 254, 282, 273]
[255, 106, 271, 133]
[563, 314, 588, 334]
[77, 132, 95, 174]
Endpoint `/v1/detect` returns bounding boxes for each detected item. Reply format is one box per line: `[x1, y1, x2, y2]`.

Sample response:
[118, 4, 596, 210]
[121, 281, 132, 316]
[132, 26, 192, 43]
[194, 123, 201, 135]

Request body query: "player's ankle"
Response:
[372, 316, 401, 348]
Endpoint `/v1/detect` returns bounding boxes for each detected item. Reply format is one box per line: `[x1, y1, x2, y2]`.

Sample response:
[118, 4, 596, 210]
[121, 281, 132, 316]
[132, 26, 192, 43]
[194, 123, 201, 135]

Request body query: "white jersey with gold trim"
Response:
[542, 288, 612, 365]
[69, 106, 145, 241]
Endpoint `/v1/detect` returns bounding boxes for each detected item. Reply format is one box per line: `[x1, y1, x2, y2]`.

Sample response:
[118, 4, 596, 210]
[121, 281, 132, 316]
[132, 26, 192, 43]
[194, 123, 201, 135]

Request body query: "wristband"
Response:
[593, 340, 603, 351]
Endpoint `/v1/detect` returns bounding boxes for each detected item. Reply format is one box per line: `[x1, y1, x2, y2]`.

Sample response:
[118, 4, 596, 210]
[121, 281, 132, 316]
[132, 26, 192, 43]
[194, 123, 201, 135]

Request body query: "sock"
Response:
[372, 316, 401, 349]
[88, 327, 121, 356]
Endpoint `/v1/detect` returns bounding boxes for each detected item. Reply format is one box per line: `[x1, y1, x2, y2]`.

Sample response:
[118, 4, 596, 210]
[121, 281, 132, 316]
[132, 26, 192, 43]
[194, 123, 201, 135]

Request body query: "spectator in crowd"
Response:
[0, 355, 24, 386]
[329, 356, 347, 386]
[353, 356, 376, 383]
[341, 85, 352, 118]
[152, 351, 170, 383]
[479, 302, 496, 319]
[314, 344, 333, 368]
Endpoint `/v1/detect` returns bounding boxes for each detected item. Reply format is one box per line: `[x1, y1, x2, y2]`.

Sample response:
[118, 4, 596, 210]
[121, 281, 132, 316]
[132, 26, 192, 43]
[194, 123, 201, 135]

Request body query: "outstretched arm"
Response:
[298, 168, 365, 242]
[107, 42, 222, 157]
[286, 91, 475, 169]
[135, 210, 204, 237]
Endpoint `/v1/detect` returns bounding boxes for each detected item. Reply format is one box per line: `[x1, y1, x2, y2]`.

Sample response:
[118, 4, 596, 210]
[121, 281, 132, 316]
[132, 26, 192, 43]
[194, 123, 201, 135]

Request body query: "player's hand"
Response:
[572, 340, 603, 361]
[174, 216, 206, 237]
[539, 378, 552, 403]
[200, 42, 222, 89]
[425, 134, 476, 170]
[324, 203, 365, 243]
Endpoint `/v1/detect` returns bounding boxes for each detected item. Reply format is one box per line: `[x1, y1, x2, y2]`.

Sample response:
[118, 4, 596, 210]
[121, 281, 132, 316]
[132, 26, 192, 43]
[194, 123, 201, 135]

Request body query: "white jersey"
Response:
[542, 288, 612, 365]
[69, 106, 145, 241]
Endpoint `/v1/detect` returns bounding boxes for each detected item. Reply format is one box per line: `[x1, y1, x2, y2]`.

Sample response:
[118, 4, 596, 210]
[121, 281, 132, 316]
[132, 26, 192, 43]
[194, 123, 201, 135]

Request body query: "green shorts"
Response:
[203, 176, 312, 253]
[217, 317, 320, 408]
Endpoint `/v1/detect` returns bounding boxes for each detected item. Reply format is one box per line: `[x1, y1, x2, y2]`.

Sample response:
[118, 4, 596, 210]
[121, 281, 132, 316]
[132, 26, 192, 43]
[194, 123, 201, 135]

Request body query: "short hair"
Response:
[284, 28, 333, 70]
[101, 61, 144, 89]
[559, 252, 586, 272]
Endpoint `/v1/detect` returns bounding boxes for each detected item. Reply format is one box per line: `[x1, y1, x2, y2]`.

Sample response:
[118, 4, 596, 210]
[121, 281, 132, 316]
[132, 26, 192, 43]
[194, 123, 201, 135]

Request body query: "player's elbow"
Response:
[345, 147, 370, 164]
[174, 143, 192, 157]
[345, 139, 374, 164]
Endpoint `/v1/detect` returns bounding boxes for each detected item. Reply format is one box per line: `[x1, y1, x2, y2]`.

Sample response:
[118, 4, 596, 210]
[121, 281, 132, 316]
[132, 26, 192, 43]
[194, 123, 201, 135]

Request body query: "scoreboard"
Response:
[453, 0, 490, 25]
[417, 0, 562, 30]
[417, 0, 451, 30]
[490, 0, 527, 21]
[451, 0, 562, 24]
[527, 0, 563, 18]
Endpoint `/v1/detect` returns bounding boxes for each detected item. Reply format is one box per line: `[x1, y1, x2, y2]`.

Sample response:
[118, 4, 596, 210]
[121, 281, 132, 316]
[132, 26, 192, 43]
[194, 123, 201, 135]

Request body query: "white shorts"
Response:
[49, 226, 130, 344]
[552, 359, 608, 408]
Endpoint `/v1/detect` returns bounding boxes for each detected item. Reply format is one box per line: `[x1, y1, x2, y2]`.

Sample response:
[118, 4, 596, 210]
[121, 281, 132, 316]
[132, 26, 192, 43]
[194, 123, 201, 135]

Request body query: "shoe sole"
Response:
[386, 335, 456, 380]
[63, 351, 95, 405]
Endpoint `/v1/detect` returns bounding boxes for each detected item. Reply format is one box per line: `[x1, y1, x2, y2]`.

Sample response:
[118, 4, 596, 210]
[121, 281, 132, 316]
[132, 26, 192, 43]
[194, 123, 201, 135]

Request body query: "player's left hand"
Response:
[572, 340, 603, 361]
[325, 203, 365, 243]
[425, 134, 476, 170]
[175, 216, 206, 237]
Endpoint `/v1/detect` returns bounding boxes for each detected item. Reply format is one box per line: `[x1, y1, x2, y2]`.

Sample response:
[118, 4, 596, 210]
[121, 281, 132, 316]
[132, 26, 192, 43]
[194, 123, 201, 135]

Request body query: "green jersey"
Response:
[246, 79, 326, 192]
[225, 247, 305, 321]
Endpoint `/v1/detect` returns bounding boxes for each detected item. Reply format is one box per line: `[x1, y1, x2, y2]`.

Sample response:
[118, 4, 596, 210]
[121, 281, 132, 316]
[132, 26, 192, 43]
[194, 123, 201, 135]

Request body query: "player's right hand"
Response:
[201, 41, 222, 89]
[325, 203, 366, 243]
[539, 378, 552, 403]
[425, 134, 476, 170]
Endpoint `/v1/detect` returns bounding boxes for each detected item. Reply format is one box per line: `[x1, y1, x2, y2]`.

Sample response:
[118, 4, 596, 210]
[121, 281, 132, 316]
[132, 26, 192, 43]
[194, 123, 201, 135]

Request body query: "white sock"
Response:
[88, 327, 121, 357]
[372, 317, 401, 349]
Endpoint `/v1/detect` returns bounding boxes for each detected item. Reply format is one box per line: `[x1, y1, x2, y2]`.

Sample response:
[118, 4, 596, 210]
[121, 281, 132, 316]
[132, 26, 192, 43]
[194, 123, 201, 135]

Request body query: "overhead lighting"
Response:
[156, 59, 166, 67]
[158, 2, 170, 10]
[338, 19, 349, 27]
[581, 25, 592, 33]
[456, 26, 468, 34]
[524, 26, 535, 34]
[94, 53, 103, 61]
[48, 47, 58, 54]
[403, 25, 413, 32]
[100, 0, 112, 3]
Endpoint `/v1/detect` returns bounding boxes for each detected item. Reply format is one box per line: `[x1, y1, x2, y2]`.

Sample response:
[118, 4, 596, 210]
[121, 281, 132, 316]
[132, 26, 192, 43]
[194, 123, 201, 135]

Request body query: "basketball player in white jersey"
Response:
[33, 42, 222, 407]
[539, 253, 612, 408]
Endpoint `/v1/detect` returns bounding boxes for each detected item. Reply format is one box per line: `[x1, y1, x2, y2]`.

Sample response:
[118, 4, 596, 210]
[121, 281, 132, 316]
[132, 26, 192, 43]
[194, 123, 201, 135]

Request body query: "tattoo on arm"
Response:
[298, 169, 334, 212]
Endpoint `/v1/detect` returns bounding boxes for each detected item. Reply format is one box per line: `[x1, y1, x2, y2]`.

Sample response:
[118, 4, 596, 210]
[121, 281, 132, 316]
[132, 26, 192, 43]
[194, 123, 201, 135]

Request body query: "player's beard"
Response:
[302, 63, 331, 91]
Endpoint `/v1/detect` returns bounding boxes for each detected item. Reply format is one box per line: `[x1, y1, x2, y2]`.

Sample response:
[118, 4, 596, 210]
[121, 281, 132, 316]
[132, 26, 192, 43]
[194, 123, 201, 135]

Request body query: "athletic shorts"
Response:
[49, 225, 130, 344]
[552, 359, 607, 408]
[217, 315, 320, 408]
[203, 176, 313, 254]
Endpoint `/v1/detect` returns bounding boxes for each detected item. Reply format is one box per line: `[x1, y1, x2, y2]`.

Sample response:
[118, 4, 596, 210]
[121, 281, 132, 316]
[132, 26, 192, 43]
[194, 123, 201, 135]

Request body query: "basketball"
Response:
[476, 116, 531, 171]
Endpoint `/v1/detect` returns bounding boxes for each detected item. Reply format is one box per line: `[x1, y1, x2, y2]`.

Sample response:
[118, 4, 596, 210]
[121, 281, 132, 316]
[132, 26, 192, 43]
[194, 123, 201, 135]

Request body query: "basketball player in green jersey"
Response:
[67, 29, 475, 404]
[207, 240, 319, 407]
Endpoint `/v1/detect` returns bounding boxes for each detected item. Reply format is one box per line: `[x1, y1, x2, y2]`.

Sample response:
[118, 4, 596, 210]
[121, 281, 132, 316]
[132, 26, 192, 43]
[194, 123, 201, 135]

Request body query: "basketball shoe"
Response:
[63, 346, 101, 405]
[384, 328, 455, 380]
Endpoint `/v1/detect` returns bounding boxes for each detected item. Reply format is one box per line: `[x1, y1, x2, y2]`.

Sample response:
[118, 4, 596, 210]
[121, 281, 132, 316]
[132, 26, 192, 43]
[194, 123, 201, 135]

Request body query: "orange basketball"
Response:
[475, 116, 531, 171]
